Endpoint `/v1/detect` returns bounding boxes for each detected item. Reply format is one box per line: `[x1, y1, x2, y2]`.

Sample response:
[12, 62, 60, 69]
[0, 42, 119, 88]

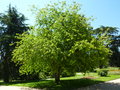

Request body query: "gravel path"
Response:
[0, 86, 40, 90]
[78, 78, 120, 90]
[0, 79, 120, 90]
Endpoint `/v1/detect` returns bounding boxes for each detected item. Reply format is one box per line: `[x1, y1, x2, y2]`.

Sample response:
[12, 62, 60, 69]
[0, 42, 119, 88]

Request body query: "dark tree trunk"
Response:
[3, 57, 10, 83]
[55, 68, 61, 84]
[55, 73, 60, 84]
[99, 65, 103, 69]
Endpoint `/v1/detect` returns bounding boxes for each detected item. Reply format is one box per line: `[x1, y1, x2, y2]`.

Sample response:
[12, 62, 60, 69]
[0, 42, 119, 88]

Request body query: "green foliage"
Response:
[39, 72, 47, 79]
[94, 26, 118, 36]
[61, 70, 75, 77]
[110, 35, 120, 67]
[94, 26, 120, 67]
[12, 1, 111, 83]
[98, 69, 108, 77]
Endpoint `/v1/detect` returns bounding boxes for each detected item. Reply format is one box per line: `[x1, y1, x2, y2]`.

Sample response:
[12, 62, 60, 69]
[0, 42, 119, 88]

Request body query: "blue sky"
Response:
[0, 0, 120, 31]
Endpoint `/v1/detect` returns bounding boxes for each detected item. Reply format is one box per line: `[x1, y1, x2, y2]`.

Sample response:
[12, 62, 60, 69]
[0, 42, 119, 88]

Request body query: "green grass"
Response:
[1, 72, 120, 90]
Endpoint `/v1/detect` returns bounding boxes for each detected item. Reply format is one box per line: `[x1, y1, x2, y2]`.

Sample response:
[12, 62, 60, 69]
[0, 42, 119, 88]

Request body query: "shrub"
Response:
[98, 70, 108, 77]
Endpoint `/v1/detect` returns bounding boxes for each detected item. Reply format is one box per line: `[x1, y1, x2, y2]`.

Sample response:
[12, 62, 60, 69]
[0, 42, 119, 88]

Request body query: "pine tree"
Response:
[0, 5, 28, 82]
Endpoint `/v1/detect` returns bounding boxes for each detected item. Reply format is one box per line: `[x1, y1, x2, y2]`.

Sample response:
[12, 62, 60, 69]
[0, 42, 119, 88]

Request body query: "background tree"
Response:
[110, 35, 120, 67]
[12, 1, 111, 84]
[0, 5, 28, 82]
[94, 26, 120, 67]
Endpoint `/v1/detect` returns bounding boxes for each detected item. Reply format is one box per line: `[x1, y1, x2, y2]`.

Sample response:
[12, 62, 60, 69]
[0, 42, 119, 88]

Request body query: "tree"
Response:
[94, 26, 120, 67]
[12, 1, 111, 84]
[94, 26, 118, 36]
[110, 35, 120, 66]
[0, 5, 28, 82]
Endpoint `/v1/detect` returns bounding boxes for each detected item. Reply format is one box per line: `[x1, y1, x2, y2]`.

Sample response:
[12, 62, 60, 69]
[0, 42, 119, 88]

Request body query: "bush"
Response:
[98, 70, 108, 77]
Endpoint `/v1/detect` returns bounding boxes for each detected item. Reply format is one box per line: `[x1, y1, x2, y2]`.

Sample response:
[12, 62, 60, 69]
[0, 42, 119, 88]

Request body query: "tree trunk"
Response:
[3, 58, 9, 83]
[55, 73, 60, 84]
[55, 68, 61, 84]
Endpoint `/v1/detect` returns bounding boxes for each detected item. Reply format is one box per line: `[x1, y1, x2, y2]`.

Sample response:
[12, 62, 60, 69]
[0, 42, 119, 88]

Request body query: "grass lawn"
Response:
[0, 72, 120, 90]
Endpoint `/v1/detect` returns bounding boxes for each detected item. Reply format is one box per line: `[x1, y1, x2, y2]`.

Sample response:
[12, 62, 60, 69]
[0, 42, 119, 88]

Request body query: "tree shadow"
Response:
[31, 79, 104, 90]
[0, 80, 40, 86]
[0, 79, 102, 89]
[1, 78, 120, 90]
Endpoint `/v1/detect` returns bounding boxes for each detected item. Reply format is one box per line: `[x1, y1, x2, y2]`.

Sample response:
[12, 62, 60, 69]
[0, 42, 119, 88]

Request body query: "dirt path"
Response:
[0, 79, 120, 90]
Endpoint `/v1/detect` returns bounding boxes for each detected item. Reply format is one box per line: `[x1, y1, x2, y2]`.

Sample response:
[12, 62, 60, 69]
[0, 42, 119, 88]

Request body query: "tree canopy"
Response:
[94, 26, 120, 67]
[12, 1, 111, 84]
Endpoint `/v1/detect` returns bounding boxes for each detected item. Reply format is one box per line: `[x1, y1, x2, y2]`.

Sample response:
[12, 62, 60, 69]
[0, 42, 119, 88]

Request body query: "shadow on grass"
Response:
[31, 79, 104, 90]
[0, 79, 104, 90]
[0, 80, 40, 86]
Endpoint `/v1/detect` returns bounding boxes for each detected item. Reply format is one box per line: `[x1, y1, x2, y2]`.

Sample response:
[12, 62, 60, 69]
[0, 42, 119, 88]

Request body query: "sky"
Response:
[0, 0, 120, 31]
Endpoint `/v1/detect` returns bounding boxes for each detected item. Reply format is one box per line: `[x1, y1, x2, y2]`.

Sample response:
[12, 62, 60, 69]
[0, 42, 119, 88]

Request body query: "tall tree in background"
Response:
[110, 35, 120, 67]
[94, 26, 120, 67]
[0, 5, 28, 82]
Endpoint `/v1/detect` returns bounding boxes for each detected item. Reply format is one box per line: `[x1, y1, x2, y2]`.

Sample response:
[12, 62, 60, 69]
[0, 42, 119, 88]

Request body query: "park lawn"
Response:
[1, 72, 120, 90]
